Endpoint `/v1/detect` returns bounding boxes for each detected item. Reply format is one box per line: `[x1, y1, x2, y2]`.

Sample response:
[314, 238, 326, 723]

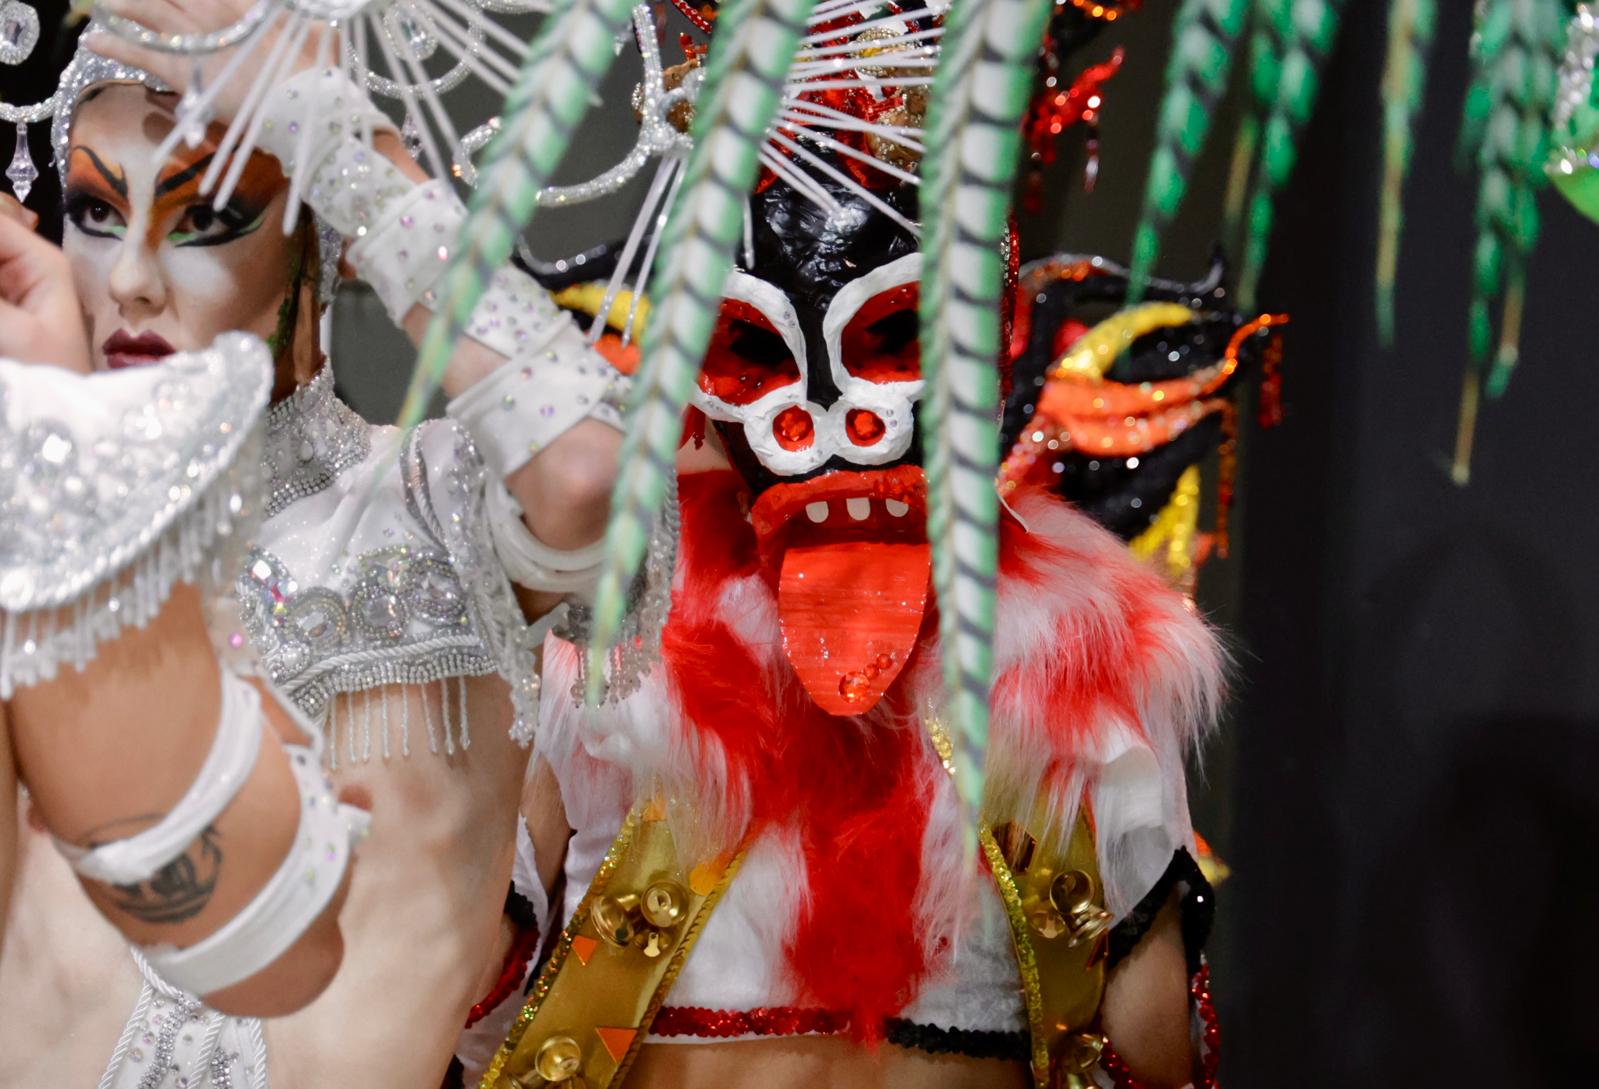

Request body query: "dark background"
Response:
[1068, 3, 1599, 1085]
[8, 1, 1599, 1084]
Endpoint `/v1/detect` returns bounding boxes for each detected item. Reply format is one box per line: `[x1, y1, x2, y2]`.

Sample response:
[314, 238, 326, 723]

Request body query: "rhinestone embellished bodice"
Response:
[237, 366, 498, 725]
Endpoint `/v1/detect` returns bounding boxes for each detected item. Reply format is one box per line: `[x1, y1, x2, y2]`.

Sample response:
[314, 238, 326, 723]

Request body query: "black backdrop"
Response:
[1194, 3, 1599, 1084]
[1027, 2, 1599, 1083]
[7, 1, 1599, 1083]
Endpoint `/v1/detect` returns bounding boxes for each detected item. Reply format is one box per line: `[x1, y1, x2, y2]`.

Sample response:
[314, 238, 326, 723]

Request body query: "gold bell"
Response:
[1050, 870, 1112, 948]
[535, 1036, 583, 1080]
[1054, 1032, 1105, 1089]
[508, 1035, 584, 1087]
[591, 892, 642, 947]
[641, 881, 686, 928]
[592, 880, 689, 953]
[1027, 905, 1069, 940]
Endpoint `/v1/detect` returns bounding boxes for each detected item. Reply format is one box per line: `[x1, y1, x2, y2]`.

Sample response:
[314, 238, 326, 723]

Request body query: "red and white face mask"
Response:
[692, 251, 936, 718]
[695, 252, 924, 479]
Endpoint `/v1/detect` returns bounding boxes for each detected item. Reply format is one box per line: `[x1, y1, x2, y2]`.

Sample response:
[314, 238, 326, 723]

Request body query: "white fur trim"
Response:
[653, 828, 805, 1021]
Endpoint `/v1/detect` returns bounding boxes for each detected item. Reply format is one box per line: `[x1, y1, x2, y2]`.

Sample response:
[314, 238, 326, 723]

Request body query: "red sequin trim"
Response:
[652, 1006, 852, 1040]
[669, 0, 714, 35]
[1100, 965, 1220, 1089]
[463, 921, 542, 1029]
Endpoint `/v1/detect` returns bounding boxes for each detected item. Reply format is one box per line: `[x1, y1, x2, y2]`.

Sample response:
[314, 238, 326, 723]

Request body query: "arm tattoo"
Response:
[79, 815, 225, 926]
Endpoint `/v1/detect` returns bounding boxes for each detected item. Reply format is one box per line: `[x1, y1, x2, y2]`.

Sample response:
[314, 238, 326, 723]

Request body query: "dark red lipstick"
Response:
[102, 330, 176, 371]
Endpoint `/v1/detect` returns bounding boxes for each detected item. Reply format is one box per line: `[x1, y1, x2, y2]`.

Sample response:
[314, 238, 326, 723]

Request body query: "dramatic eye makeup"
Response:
[63, 146, 129, 240]
[153, 152, 273, 248]
[62, 144, 277, 249]
[164, 198, 268, 248]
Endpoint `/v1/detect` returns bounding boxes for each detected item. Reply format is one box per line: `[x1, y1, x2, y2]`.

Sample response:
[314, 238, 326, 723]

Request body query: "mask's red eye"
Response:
[840, 283, 920, 384]
[700, 300, 802, 406]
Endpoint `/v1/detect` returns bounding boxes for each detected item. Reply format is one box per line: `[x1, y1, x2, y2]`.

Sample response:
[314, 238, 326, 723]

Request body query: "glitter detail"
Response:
[979, 826, 1051, 1086]
[0, 336, 269, 696]
[135, 994, 200, 1089]
[0, 1, 40, 66]
[261, 368, 370, 518]
[648, 1006, 1028, 1060]
[237, 537, 492, 728]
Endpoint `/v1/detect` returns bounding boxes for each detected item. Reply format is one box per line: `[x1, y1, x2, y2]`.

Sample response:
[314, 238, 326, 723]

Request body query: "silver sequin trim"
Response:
[261, 367, 370, 518]
[0, 334, 269, 612]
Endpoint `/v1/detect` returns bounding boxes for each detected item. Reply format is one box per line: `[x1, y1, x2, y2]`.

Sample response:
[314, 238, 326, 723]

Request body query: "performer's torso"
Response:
[626, 1037, 1031, 1089]
[246, 381, 533, 1086]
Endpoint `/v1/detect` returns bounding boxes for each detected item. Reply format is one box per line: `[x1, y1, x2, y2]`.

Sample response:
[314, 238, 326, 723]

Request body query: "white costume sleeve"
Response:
[255, 67, 625, 600]
[0, 334, 270, 696]
[0, 337, 367, 999]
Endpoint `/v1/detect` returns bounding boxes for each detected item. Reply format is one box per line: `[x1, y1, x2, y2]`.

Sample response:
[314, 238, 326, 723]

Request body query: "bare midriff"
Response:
[625, 1037, 1032, 1089]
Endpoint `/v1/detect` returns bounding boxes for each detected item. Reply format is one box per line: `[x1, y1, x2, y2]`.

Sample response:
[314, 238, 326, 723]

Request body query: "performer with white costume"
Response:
[0, 2, 638, 1084]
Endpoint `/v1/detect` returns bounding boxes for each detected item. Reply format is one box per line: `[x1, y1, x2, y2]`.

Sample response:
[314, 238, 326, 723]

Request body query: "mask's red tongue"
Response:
[778, 538, 932, 715]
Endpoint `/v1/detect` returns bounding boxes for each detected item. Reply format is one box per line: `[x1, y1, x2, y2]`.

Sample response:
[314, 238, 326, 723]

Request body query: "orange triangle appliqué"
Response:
[595, 1026, 636, 1063]
[571, 934, 598, 966]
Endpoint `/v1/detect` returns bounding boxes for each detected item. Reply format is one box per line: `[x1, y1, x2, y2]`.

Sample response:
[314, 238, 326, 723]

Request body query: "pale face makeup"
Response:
[63, 83, 297, 372]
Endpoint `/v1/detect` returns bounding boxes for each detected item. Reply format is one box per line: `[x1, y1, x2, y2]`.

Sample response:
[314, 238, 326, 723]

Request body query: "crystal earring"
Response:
[6, 123, 35, 203]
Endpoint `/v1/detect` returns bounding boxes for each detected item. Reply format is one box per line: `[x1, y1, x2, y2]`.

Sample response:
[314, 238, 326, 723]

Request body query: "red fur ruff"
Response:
[662, 472, 934, 1038]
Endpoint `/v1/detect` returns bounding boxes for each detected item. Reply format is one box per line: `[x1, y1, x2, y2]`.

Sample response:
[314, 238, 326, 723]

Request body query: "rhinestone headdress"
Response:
[46, 38, 348, 303]
[2, 1, 556, 212]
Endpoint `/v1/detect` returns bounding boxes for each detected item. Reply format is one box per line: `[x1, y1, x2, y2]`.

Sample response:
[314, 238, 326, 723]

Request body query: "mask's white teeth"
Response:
[806, 501, 830, 524]
[885, 499, 909, 518]
[845, 497, 871, 521]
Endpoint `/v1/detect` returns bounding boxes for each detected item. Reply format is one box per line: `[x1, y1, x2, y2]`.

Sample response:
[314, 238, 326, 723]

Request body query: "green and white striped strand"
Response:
[399, 0, 637, 428]
[1128, 0, 1251, 299]
[586, 0, 818, 693]
[1236, 0, 1347, 309]
[1453, 0, 1565, 483]
[1376, 0, 1437, 345]
[918, 0, 1054, 845]
[1219, 0, 1289, 251]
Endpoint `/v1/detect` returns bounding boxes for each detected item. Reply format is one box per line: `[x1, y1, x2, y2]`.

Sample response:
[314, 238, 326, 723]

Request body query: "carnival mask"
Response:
[694, 178, 932, 716]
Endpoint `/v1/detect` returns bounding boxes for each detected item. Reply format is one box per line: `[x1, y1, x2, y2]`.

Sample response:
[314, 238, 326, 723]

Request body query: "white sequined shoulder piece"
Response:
[237, 407, 504, 731]
[0, 335, 271, 695]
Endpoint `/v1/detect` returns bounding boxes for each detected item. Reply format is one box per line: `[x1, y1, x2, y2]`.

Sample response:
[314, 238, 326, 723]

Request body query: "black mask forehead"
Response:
[740, 174, 920, 312]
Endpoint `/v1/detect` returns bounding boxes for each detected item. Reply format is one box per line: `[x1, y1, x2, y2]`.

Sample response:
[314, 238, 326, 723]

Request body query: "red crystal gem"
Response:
[846, 409, 886, 445]
[772, 405, 815, 450]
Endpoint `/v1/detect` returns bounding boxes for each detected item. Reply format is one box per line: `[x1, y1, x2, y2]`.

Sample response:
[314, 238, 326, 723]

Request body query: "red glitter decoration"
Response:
[463, 920, 542, 1029]
[1257, 326, 1287, 429]
[751, 9, 924, 197]
[1000, 217, 1021, 398]
[1100, 964, 1220, 1089]
[772, 405, 816, 450]
[1022, 49, 1123, 212]
[1006, 258, 1102, 364]
[668, 0, 715, 35]
[652, 1005, 853, 1040]
[846, 408, 886, 445]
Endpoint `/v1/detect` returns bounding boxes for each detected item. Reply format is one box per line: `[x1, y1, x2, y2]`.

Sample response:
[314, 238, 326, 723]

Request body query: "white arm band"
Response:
[256, 67, 402, 238]
[54, 668, 263, 885]
[484, 481, 605, 596]
[140, 745, 368, 997]
[446, 312, 623, 477]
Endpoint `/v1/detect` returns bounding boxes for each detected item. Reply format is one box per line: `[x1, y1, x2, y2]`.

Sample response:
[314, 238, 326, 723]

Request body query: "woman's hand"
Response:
[84, 0, 324, 129]
[0, 196, 91, 372]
